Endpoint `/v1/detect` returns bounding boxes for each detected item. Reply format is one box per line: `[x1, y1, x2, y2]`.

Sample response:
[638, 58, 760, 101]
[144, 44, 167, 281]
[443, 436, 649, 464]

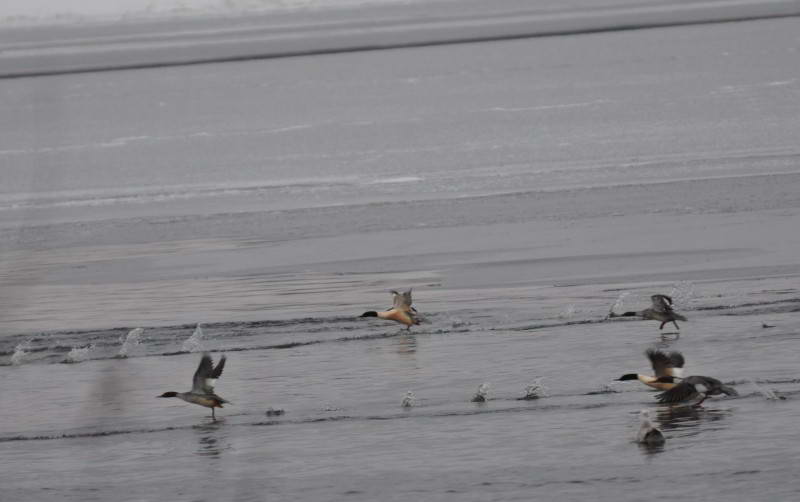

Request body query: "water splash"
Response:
[10, 339, 33, 365]
[450, 317, 472, 329]
[265, 408, 286, 417]
[64, 344, 94, 364]
[609, 292, 630, 316]
[182, 323, 205, 352]
[558, 305, 576, 319]
[472, 383, 491, 403]
[520, 378, 549, 400]
[401, 391, 417, 408]
[587, 383, 620, 395]
[749, 378, 786, 401]
[117, 327, 143, 358]
[636, 409, 665, 446]
[669, 281, 695, 308]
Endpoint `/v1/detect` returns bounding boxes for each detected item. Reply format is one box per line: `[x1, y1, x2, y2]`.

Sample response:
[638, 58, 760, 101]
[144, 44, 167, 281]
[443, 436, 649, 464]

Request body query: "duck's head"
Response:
[360, 311, 378, 318]
[158, 391, 178, 398]
[617, 373, 639, 381]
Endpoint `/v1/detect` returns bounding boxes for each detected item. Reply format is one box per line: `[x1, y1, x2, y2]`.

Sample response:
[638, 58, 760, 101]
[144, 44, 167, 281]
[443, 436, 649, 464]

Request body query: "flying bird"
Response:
[158, 352, 228, 419]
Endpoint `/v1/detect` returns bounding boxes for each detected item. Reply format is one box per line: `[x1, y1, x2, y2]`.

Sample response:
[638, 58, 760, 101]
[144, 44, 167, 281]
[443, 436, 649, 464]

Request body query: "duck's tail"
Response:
[720, 385, 738, 397]
[673, 313, 688, 322]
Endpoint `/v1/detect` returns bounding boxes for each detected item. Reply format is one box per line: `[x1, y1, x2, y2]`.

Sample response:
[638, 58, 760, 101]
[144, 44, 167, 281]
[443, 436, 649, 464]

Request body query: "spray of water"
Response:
[609, 292, 630, 316]
[10, 340, 33, 366]
[64, 344, 94, 364]
[401, 391, 417, 408]
[749, 378, 785, 401]
[117, 328, 143, 358]
[182, 323, 205, 352]
[558, 305, 577, 320]
[472, 383, 491, 403]
[669, 281, 695, 309]
[520, 378, 549, 400]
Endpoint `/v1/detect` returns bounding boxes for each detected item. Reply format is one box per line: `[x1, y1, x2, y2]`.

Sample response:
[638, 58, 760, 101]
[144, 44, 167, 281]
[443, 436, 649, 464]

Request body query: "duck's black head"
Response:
[617, 373, 639, 381]
[158, 391, 178, 398]
[360, 311, 378, 318]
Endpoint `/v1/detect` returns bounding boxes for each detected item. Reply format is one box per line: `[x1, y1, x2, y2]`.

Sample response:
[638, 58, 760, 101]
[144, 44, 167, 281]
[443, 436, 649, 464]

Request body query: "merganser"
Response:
[617, 349, 685, 391]
[158, 352, 228, 419]
[610, 294, 687, 330]
[360, 288, 421, 330]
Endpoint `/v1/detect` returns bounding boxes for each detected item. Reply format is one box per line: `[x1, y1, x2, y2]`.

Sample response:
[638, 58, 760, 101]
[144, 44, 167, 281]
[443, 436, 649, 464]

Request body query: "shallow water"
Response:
[2, 2, 800, 500]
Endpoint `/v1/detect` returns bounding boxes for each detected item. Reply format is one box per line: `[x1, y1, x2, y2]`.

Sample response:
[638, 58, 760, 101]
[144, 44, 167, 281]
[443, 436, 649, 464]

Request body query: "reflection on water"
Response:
[655, 405, 732, 434]
[638, 441, 666, 456]
[394, 335, 417, 355]
[194, 420, 230, 458]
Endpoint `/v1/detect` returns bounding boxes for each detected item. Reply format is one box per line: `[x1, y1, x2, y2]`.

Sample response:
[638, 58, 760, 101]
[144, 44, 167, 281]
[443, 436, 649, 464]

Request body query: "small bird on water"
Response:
[654, 375, 738, 406]
[617, 348, 685, 391]
[158, 352, 228, 419]
[609, 294, 687, 330]
[360, 288, 422, 330]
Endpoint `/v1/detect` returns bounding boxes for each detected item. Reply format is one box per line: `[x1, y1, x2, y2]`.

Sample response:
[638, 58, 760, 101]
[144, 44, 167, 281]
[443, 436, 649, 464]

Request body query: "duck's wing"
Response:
[391, 289, 413, 311]
[685, 375, 737, 396]
[650, 295, 674, 313]
[402, 289, 414, 308]
[656, 381, 699, 404]
[192, 353, 226, 394]
[667, 351, 685, 376]
[646, 349, 674, 378]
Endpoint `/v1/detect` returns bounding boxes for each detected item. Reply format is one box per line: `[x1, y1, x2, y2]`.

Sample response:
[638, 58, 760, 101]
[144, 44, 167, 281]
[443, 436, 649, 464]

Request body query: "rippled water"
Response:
[2, 2, 800, 500]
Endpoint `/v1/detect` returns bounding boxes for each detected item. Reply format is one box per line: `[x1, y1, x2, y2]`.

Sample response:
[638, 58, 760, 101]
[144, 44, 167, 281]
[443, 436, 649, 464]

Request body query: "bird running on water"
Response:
[610, 294, 687, 330]
[158, 352, 228, 419]
[360, 288, 422, 330]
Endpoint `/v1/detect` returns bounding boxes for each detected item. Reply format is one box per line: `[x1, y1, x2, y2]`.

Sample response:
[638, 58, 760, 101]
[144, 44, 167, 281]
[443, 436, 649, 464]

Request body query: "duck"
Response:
[360, 288, 421, 330]
[610, 294, 687, 330]
[655, 375, 738, 406]
[636, 409, 665, 445]
[158, 352, 228, 419]
[617, 349, 685, 390]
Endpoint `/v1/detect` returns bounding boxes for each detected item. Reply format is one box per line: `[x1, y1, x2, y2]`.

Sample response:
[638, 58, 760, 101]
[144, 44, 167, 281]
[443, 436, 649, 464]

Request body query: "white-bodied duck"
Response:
[158, 352, 228, 419]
